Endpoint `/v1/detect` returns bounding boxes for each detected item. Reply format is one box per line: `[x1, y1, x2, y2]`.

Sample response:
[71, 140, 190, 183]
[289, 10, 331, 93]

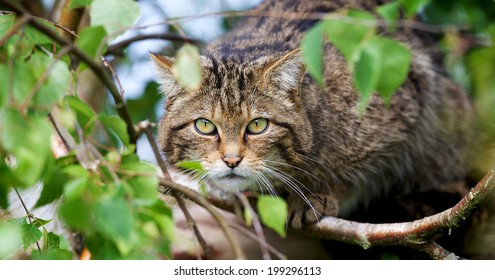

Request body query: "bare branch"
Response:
[140, 120, 214, 259]
[300, 168, 495, 257]
[176, 195, 213, 259]
[408, 241, 463, 260]
[158, 178, 246, 260]
[236, 193, 271, 260]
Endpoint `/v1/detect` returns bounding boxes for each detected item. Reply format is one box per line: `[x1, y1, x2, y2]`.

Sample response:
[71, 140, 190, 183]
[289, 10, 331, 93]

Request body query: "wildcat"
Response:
[151, 0, 473, 228]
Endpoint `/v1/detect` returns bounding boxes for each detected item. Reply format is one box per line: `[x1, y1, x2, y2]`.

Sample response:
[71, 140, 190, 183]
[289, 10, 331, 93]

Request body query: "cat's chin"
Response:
[210, 174, 256, 193]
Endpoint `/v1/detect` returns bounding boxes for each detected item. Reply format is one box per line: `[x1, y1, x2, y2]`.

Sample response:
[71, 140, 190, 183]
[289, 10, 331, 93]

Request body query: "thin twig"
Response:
[408, 241, 462, 260]
[139, 121, 171, 180]
[175, 196, 213, 260]
[47, 112, 71, 151]
[236, 193, 271, 260]
[228, 223, 287, 260]
[13, 187, 42, 253]
[159, 179, 246, 260]
[101, 56, 125, 98]
[140, 121, 213, 259]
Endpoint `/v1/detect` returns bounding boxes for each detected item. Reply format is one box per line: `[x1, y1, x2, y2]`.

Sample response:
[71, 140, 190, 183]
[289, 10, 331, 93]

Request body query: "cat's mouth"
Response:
[211, 170, 254, 191]
[221, 172, 245, 180]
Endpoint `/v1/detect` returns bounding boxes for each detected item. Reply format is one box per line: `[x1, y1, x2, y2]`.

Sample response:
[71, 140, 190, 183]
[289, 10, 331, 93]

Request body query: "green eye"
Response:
[246, 118, 269, 135]
[194, 118, 217, 135]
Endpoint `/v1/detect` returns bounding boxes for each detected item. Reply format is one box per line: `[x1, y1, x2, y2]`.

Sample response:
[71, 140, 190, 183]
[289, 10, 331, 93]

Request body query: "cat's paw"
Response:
[287, 193, 339, 229]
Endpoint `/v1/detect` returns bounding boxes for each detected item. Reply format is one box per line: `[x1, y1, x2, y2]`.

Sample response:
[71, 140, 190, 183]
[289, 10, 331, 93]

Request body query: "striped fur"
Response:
[152, 0, 473, 221]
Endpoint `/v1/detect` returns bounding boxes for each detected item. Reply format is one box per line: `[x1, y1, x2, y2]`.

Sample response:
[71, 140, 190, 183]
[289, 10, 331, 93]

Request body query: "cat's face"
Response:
[151, 50, 313, 193]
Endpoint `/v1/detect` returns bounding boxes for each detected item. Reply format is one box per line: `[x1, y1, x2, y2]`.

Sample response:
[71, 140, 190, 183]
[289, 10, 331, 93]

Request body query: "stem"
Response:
[13, 187, 42, 254]
[236, 193, 271, 260]
[159, 179, 246, 260]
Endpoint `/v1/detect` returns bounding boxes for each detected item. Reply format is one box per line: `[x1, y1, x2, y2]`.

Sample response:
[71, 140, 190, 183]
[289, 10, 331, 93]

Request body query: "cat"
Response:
[151, 0, 473, 229]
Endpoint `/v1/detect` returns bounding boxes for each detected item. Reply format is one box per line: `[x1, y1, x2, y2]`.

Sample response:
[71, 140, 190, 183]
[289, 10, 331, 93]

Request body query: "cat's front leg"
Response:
[286, 192, 340, 229]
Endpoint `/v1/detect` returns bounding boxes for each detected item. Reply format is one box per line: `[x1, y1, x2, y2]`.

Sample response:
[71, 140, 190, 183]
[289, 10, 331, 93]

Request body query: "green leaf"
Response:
[32, 218, 52, 228]
[20, 222, 43, 250]
[70, 0, 93, 9]
[0, 184, 8, 209]
[172, 44, 203, 90]
[376, 1, 401, 22]
[353, 46, 380, 113]
[33, 55, 72, 107]
[76, 26, 107, 70]
[127, 81, 162, 123]
[1, 51, 70, 109]
[257, 195, 287, 237]
[324, 10, 376, 64]
[0, 65, 8, 110]
[90, 0, 140, 38]
[120, 160, 158, 203]
[59, 197, 94, 231]
[35, 158, 68, 208]
[25, 23, 54, 46]
[368, 37, 411, 104]
[0, 14, 15, 38]
[85, 235, 121, 259]
[144, 202, 174, 241]
[301, 22, 324, 87]
[65, 95, 97, 135]
[401, 0, 431, 18]
[33, 248, 73, 260]
[94, 195, 134, 242]
[1, 110, 53, 187]
[63, 177, 89, 202]
[176, 161, 205, 173]
[0, 223, 21, 259]
[46, 232, 61, 250]
[99, 114, 130, 147]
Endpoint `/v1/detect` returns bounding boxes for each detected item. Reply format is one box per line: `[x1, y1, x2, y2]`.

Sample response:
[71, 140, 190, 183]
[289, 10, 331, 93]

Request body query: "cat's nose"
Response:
[223, 155, 242, 168]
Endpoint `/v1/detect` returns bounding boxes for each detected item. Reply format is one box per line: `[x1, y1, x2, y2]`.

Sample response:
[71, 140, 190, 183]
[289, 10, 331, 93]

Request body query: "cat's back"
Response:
[202, 0, 473, 210]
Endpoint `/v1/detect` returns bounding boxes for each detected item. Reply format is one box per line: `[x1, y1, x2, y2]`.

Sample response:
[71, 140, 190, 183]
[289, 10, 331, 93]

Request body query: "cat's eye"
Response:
[246, 118, 269, 135]
[194, 118, 217, 135]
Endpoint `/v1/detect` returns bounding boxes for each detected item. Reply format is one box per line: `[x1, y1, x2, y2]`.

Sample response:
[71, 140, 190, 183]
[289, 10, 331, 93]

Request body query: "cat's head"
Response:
[151, 49, 313, 193]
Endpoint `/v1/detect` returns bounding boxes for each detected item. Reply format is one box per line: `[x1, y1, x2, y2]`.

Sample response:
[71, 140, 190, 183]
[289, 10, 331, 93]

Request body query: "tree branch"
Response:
[140, 121, 214, 259]
[299, 168, 495, 259]
[158, 178, 246, 260]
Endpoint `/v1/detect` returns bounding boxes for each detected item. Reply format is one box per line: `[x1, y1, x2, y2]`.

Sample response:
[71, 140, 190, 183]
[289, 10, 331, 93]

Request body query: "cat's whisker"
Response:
[263, 166, 320, 218]
[254, 171, 278, 197]
[263, 159, 320, 181]
[294, 151, 324, 166]
[263, 163, 321, 202]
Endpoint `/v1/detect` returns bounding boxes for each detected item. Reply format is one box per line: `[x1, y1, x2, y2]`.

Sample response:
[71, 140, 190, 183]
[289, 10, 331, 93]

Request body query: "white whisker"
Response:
[263, 159, 320, 181]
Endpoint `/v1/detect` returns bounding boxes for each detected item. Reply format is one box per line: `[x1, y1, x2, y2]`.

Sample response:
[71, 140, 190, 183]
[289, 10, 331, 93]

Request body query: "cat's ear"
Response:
[262, 48, 305, 93]
[149, 53, 181, 96]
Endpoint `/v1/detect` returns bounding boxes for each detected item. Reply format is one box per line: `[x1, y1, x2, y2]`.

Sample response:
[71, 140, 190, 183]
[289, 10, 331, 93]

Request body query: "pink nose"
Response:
[223, 155, 242, 168]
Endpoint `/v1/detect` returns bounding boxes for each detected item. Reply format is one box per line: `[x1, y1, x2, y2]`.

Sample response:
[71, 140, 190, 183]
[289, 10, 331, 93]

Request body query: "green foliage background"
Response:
[0, 0, 494, 259]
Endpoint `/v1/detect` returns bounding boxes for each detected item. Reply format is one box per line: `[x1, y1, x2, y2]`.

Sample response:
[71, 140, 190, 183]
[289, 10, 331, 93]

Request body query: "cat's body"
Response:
[152, 0, 473, 227]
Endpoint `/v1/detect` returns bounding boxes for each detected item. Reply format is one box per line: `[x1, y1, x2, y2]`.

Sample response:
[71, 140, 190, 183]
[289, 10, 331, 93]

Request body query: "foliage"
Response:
[0, 0, 171, 259]
[0, 0, 494, 260]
